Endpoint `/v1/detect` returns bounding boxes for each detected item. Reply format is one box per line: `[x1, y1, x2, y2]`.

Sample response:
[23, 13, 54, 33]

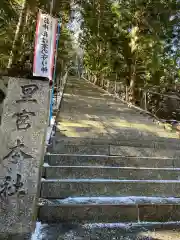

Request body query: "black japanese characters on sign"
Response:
[15, 84, 38, 130]
[43, 17, 49, 30]
[1, 139, 33, 200]
[41, 16, 50, 73]
[3, 139, 33, 162]
[0, 83, 38, 202]
[16, 84, 39, 103]
[13, 109, 36, 130]
[0, 174, 26, 200]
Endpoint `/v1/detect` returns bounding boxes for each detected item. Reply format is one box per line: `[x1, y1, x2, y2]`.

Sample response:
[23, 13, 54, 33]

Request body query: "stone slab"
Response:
[45, 154, 174, 168]
[38, 204, 180, 223]
[38, 204, 138, 223]
[44, 166, 180, 180]
[0, 233, 31, 240]
[139, 204, 180, 222]
[40, 180, 180, 198]
[48, 144, 109, 155]
[28, 221, 180, 240]
[39, 196, 180, 205]
[0, 78, 49, 235]
[110, 145, 180, 158]
[55, 137, 180, 149]
[173, 158, 180, 168]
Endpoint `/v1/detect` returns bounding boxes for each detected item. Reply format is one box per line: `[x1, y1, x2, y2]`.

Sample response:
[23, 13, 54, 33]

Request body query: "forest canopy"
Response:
[0, 0, 180, 119]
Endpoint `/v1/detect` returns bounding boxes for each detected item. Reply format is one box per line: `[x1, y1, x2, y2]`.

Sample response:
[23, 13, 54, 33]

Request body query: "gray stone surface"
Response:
[0, 77, 49, 235]
[50, 142, 180, 156]
[38, 203, 180, 223]
[54, 137, 180, 149]
[56, 78, 179, 141]
[110, 145, 180, 158]
[48, 144, 109, 155]
[38, 205, 138, 223]
[40, 180, 180, 198]
[50, 141, 180, 155]
[30, 222, 180, 240]
[173, 158, 180, 168]
[38, 77, 180, 236]
[139, 204, 180, 222]
[44, 166, 180, 180]
[46, 154, 175, 168]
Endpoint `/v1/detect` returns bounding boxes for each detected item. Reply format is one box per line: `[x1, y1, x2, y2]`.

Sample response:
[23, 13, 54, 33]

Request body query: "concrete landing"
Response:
[56, 77, 179, 141]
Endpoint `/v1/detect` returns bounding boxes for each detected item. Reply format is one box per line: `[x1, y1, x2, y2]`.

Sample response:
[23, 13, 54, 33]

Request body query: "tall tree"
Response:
[0, 0, 74, 75]
[80, 0, 180, 103]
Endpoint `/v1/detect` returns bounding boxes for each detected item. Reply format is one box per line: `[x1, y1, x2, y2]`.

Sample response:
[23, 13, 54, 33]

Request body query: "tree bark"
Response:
[107, 80, 110, 92]
[129, 60, 136, 104]
[19, 6, 30, 63]
[94, 75, 97, 84]
[100, 73, 104, 87]
[8, 0, 28, 69]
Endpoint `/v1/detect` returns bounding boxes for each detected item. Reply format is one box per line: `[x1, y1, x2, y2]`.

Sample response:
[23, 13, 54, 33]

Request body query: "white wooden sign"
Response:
[33, 12, 58, 80]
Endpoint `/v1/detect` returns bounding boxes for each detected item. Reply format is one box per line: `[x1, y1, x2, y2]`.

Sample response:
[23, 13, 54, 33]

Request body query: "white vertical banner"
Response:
[49, 17, 58, 81]
[33, 11, 58, 80]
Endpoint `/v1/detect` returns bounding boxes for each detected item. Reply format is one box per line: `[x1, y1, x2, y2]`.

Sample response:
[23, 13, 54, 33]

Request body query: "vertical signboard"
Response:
[0, 77, 49, 236]
[49, 17, 58, 82]
[33, 12, 58, 81]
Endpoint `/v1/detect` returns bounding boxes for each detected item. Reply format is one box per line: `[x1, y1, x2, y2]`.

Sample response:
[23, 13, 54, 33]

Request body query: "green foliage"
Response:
[0, 0, 74, 76]
[80, 0, 180, 102]
[1, 0, 180, 109]
[56, 27, 75, 75]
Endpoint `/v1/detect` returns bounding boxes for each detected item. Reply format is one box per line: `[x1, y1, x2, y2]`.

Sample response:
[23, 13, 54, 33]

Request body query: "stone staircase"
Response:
[38, 136, 180, 224]
[37, 77, 180, 229]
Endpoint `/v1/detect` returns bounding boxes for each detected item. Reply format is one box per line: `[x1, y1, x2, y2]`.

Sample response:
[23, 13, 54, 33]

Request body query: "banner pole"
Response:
[49, 21, 61, 125]
[48, 0, 54, 126]
[50, 0, 54, 15]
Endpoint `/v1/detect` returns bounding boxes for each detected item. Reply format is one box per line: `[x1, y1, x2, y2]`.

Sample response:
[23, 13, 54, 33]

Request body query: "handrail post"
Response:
[114, 80, 117, 94]
[126, 85, 128, 102]
[144, 91, 147, 111]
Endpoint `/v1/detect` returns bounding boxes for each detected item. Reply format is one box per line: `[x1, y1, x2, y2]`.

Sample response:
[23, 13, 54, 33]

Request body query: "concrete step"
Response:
[48, 143, 180, 157]
[47, 143, 109, 155]
[32, 220, 180, 240]
[44, 154, 177, 168]
[38, 204, 138, 223]
[110, 146, 180, 158]
[40, 179, 180, 199]
[38, 197, 180, 223]
[32, 222, 180, 240]
[43, 166, 180, 180]
[53, 137, 180, 149]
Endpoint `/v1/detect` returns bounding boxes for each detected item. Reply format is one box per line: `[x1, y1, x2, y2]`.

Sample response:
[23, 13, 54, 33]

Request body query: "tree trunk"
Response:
[94, 75, 97, 84]
[114, 73, 118, 94]
[129, 77, 136, 103]
[8, 0, 28, 69]
[129, 61, 136, 104]
[100, 73, 104, 87]
[19, 6, 30, 63]
[107, 80, 110, 92]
